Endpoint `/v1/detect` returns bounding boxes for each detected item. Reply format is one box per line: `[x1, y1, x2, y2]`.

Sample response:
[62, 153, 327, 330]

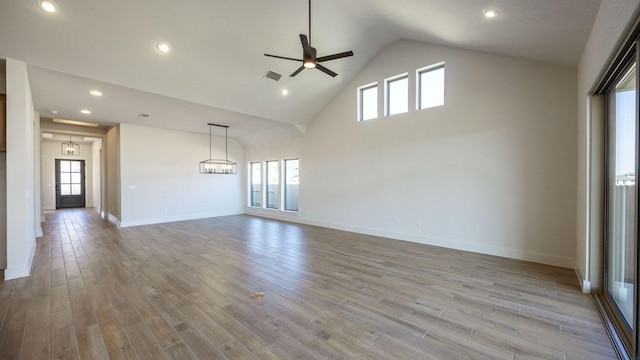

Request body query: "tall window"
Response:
[417, 63, 445, 110]
[284, 159, 299, 212]
[385, 74, 408, 116]
[249, 162, 261, 207]
[358, 83, 378, 121]
[266, 160, 279, 209]
[604, 60, 637, 349]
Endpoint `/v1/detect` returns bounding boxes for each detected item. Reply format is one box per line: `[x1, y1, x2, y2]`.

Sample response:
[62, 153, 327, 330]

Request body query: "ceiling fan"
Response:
[264, 0, 354, 77]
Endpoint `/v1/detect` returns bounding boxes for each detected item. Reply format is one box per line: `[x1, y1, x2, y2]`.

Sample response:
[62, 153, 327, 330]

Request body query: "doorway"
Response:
[55, 159, 86, 209]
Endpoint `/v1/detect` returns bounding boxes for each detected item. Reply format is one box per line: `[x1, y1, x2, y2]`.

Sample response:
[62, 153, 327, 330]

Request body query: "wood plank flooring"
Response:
[0, 208, 616, 359]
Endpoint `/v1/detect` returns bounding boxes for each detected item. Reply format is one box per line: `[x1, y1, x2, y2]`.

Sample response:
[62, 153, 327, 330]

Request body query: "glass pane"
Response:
[250, 162, 261, 207]
[266, 161, 279, 209]
[60, 161, 70, 172]
[360, 85, 377, 121]
[71, 161, 81, 172]
[61, 173, 71, 184]
[419, 66, 445, 109]
[71, 184, 81, 195]
[71, 173, 81, 184]
[606, 62, 637, 328]
[61, 184, 71, 195]
[284, 159, 299, 212]
[388, 76, 408, 116]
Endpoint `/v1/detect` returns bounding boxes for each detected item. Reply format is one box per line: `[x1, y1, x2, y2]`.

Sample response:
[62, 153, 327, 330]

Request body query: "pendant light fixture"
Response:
[61, 135, 80, 156]
[199, 123, 237, 174]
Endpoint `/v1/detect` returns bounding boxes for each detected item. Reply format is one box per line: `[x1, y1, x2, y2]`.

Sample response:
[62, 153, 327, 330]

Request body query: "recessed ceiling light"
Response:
[89, 90, 103, 97]
[483, 9, 498, 18]
[281, 89, 289, 96]
[157, 42, 172, 53]
[50, 110, 59, 114]
[38, 0, 58, 13]
[80, 109, 91, 114]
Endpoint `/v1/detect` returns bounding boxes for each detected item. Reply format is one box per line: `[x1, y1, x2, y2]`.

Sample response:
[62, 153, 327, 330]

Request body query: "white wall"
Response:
[41, 139, 95, 210]
[576, 1, 640, 292]
[5, 59, 37, 280]
[246, 40, 578, 268]
[119, 123, 244, 227]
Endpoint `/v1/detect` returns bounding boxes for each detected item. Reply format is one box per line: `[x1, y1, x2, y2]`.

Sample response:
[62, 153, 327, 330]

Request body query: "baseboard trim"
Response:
[5, 238, 35, 280]
[119, 210, 244, 228]
[574, 267, 591, 293]
[244, 210, 575, 268]
[106, 212, 120, 227]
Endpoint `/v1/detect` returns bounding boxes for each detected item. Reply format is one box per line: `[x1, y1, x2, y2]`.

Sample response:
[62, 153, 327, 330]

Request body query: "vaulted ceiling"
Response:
[0, 0, 601, 143]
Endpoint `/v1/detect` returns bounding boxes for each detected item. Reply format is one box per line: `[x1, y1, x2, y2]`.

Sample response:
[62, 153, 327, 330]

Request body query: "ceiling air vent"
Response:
[265, 70, 282, 82]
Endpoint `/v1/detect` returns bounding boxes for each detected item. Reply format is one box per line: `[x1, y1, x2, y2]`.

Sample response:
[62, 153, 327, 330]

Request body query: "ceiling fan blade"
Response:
[316, 63, 337, 77]
[300, 34, 312, 57]
[290, 66, 305, 77]
[264, 53, 302, 62]
[316, 51, 354, 62]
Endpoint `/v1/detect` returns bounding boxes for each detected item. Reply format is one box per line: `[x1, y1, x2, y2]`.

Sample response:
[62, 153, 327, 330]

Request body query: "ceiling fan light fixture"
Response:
[263, 0, 353, 78]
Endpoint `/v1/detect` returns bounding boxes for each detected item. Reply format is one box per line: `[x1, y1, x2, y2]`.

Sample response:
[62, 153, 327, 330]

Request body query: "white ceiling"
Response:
[0, 0, 601, 142]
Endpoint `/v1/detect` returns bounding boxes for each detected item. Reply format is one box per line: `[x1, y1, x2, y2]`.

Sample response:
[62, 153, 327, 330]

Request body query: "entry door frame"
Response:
[55, 158, 86, 209]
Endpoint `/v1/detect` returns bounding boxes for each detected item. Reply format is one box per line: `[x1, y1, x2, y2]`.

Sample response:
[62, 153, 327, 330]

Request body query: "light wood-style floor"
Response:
[0, 209, 616, 359]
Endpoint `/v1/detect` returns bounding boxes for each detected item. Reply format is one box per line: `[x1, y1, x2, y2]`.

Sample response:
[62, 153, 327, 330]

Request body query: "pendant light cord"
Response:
[225, 127, 229, 162]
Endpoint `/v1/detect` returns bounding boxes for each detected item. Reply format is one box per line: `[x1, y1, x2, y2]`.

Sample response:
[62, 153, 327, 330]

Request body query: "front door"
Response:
[55, 159, 86, 209]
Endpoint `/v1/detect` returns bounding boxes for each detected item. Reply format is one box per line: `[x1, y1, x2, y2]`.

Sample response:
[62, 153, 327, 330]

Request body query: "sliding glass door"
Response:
[604, 59, 638, 351]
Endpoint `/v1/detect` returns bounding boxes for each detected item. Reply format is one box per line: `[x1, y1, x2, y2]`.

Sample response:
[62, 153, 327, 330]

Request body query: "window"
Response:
[417, 63, 445, 110]
[249, 162, 261, 207]
[603, 61, 637, 351]
[385, 74, 408, 116]
[284, 159, 299, 212]
[358, 83, 378, 121]
[266, 160, 279, 209]
[593, 22, 640, 358]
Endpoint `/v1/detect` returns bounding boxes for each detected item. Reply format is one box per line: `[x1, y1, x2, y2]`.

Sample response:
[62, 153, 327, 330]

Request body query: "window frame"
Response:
[283, 158, 299, 212]
[358, 82, 378, 121]
[385, 73, 409, 117]
[248, 161, 262, 208]
[265, 160, 279, 210]
[417, 62, 445, 110]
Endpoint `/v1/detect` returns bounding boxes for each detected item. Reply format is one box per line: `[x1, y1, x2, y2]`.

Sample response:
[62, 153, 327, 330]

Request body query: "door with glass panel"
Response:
[55, 159, 86, 209]
[604, 60, 637, 349]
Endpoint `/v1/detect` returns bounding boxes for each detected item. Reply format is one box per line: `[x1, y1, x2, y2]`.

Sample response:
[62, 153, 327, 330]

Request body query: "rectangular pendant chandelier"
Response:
[199, 123, 237, 174]
[61, 135, 80, 155]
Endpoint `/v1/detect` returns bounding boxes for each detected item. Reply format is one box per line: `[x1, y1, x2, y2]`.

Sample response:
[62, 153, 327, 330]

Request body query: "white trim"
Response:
[575, 266, 591, 293]
[106, 212, 120, 227]
[5, 237, 36, 280]
[119, 210, 243, 228]
[246, 211, 575, 269]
